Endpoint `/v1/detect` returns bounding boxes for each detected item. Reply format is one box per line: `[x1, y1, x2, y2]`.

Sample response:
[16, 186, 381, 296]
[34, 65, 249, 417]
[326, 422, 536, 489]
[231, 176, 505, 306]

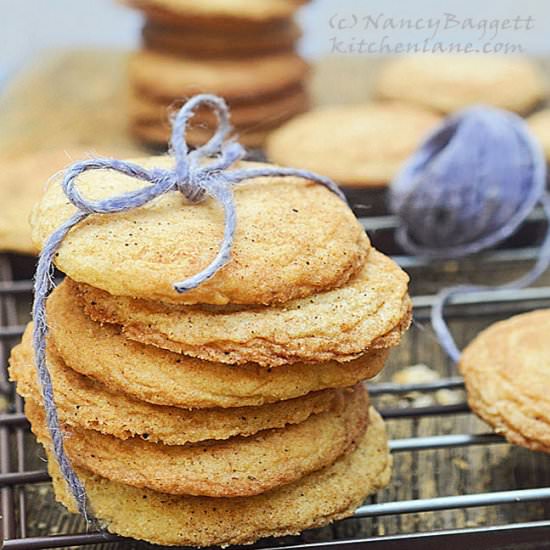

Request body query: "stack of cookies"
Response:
[125, 0, 310, 148]
[10, 158, 411, 547]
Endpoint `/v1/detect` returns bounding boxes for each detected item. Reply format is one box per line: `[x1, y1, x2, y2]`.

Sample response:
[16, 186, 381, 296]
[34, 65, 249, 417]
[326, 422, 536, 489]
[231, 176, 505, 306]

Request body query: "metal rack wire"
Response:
[1, 215, 550, 549]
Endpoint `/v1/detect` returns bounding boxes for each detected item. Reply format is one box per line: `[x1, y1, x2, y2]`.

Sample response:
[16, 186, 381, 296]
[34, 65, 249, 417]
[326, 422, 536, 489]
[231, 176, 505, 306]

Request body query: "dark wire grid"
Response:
[1, 229, 550, 549]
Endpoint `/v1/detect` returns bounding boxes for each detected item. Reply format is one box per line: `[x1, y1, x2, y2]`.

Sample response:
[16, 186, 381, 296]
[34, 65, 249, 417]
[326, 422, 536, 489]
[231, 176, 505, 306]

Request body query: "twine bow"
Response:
[32, 94, 345, 520]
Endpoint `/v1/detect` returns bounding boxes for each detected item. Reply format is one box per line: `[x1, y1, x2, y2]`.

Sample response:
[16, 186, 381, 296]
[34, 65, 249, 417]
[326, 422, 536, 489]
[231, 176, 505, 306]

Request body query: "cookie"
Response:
[374, 55, 545, 115]
[30, 157, 369, 305]
[142, 20, 301, 57]
[459, 309, 550, 453]
[129, 50, 308, 102]
[129, 84, 309, 129]
[10, 326, 339, 445]
[26, 384, 368, 497]
[123, 0, 303, 29]
[266, 102, 441, 187]
[528, 109, 550, 162]
[74, 249, 411, 367]
[42, 407, 391, 547]
[130, 119, 275, 149]
[47, 281, 388, 408]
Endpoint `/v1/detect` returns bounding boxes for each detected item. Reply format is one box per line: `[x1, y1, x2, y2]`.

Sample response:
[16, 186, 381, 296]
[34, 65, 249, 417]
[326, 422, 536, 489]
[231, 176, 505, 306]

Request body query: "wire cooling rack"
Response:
[1, 213, 550, 549]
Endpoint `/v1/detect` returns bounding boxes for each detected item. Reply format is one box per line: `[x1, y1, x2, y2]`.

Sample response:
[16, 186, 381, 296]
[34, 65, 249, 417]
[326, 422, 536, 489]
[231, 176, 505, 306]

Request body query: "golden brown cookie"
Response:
[74, 249, 411, 366]
[130, 119, 275, 149]
[528, 109, 550, 162]
[459, 309, 550, 453]
[129, 50, 308, 102]
[142, 20, 301, 57]
[47, 281, 388, 408]
[129, 84, 309, 129]
[267, 102, 441, 187]
[10, 326, 339, 445]
[30, 157, 369, 305]
[374, 55, 545, 115]
[123, 0, 303, 29]
[42, 407, 391, 547]
[26, 384, 368, 497]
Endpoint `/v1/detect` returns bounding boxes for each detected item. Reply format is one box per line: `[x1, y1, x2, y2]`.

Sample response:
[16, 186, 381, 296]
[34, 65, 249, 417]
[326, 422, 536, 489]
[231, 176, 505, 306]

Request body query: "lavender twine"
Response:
[32, 94, 345, 520]
[390, 106, 549, 362]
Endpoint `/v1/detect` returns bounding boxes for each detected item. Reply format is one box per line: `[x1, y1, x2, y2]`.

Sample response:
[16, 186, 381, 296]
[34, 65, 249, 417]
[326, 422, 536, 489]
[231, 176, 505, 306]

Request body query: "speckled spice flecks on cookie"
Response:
[141, 19, 301, 57]
[459, 309, 550, 453]
[31, 157, 369, 305]
[73, 249, 411, 366]
[374, 55, 546, 115]
[41, 407, 391, 547]
[128, 50, 309, 102]
[47, 281, 388, 408]
[266, 101, 442, 188]
[25, 384, 368, 497]
[9, 326, 340, 445]
[130, 119, 278, 149]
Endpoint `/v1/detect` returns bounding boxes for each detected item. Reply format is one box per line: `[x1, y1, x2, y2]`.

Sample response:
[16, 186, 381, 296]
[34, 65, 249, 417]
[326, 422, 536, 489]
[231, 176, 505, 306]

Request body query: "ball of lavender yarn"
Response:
[390, 105, 546, 258]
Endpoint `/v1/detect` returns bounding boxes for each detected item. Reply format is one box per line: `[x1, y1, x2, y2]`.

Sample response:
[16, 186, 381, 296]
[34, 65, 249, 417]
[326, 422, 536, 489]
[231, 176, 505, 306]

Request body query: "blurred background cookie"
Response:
[125, 0, 310, 149]
[122, 0, 303, 29]
[459, 310, 550, 454]
[267, 101, 442, 188]
[0, 149, 102, 255]
[374, 55, 546, 115]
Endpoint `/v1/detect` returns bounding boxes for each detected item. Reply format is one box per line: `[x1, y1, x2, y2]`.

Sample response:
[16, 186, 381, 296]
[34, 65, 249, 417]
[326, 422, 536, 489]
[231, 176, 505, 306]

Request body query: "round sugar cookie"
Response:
[129, 50, 309, 102]
[10, 326, 339, 445]
[41, 408, 391, 547]
[47, 281, 388, 408]
[528, 109, 550, 162]
[142, 20, 301, 57]
[0, 148, 140, 255]
[26, 384, 368, 497]
[374, 55, 545, 115]
[74, 249, 411, 367]
[129, 85, 309, 129]
[459, 309, 550, 453]
[31, 157, 369, 305]
[267, 102, 441, 187]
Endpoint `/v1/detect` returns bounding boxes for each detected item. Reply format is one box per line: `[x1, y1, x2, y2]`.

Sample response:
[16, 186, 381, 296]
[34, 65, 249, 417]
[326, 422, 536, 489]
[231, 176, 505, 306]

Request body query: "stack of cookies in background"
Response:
[125, 0, 310, 149]
[10, 157, 411, 547]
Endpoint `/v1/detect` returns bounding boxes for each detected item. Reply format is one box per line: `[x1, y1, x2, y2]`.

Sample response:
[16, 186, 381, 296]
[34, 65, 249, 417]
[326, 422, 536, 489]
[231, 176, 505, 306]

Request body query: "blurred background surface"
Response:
[3, 0, 550, 87]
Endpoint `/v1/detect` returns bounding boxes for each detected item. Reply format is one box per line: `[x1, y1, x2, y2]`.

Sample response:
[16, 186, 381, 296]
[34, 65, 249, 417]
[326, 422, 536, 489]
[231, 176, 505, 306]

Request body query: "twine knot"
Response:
[31, 93, 345, 521]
